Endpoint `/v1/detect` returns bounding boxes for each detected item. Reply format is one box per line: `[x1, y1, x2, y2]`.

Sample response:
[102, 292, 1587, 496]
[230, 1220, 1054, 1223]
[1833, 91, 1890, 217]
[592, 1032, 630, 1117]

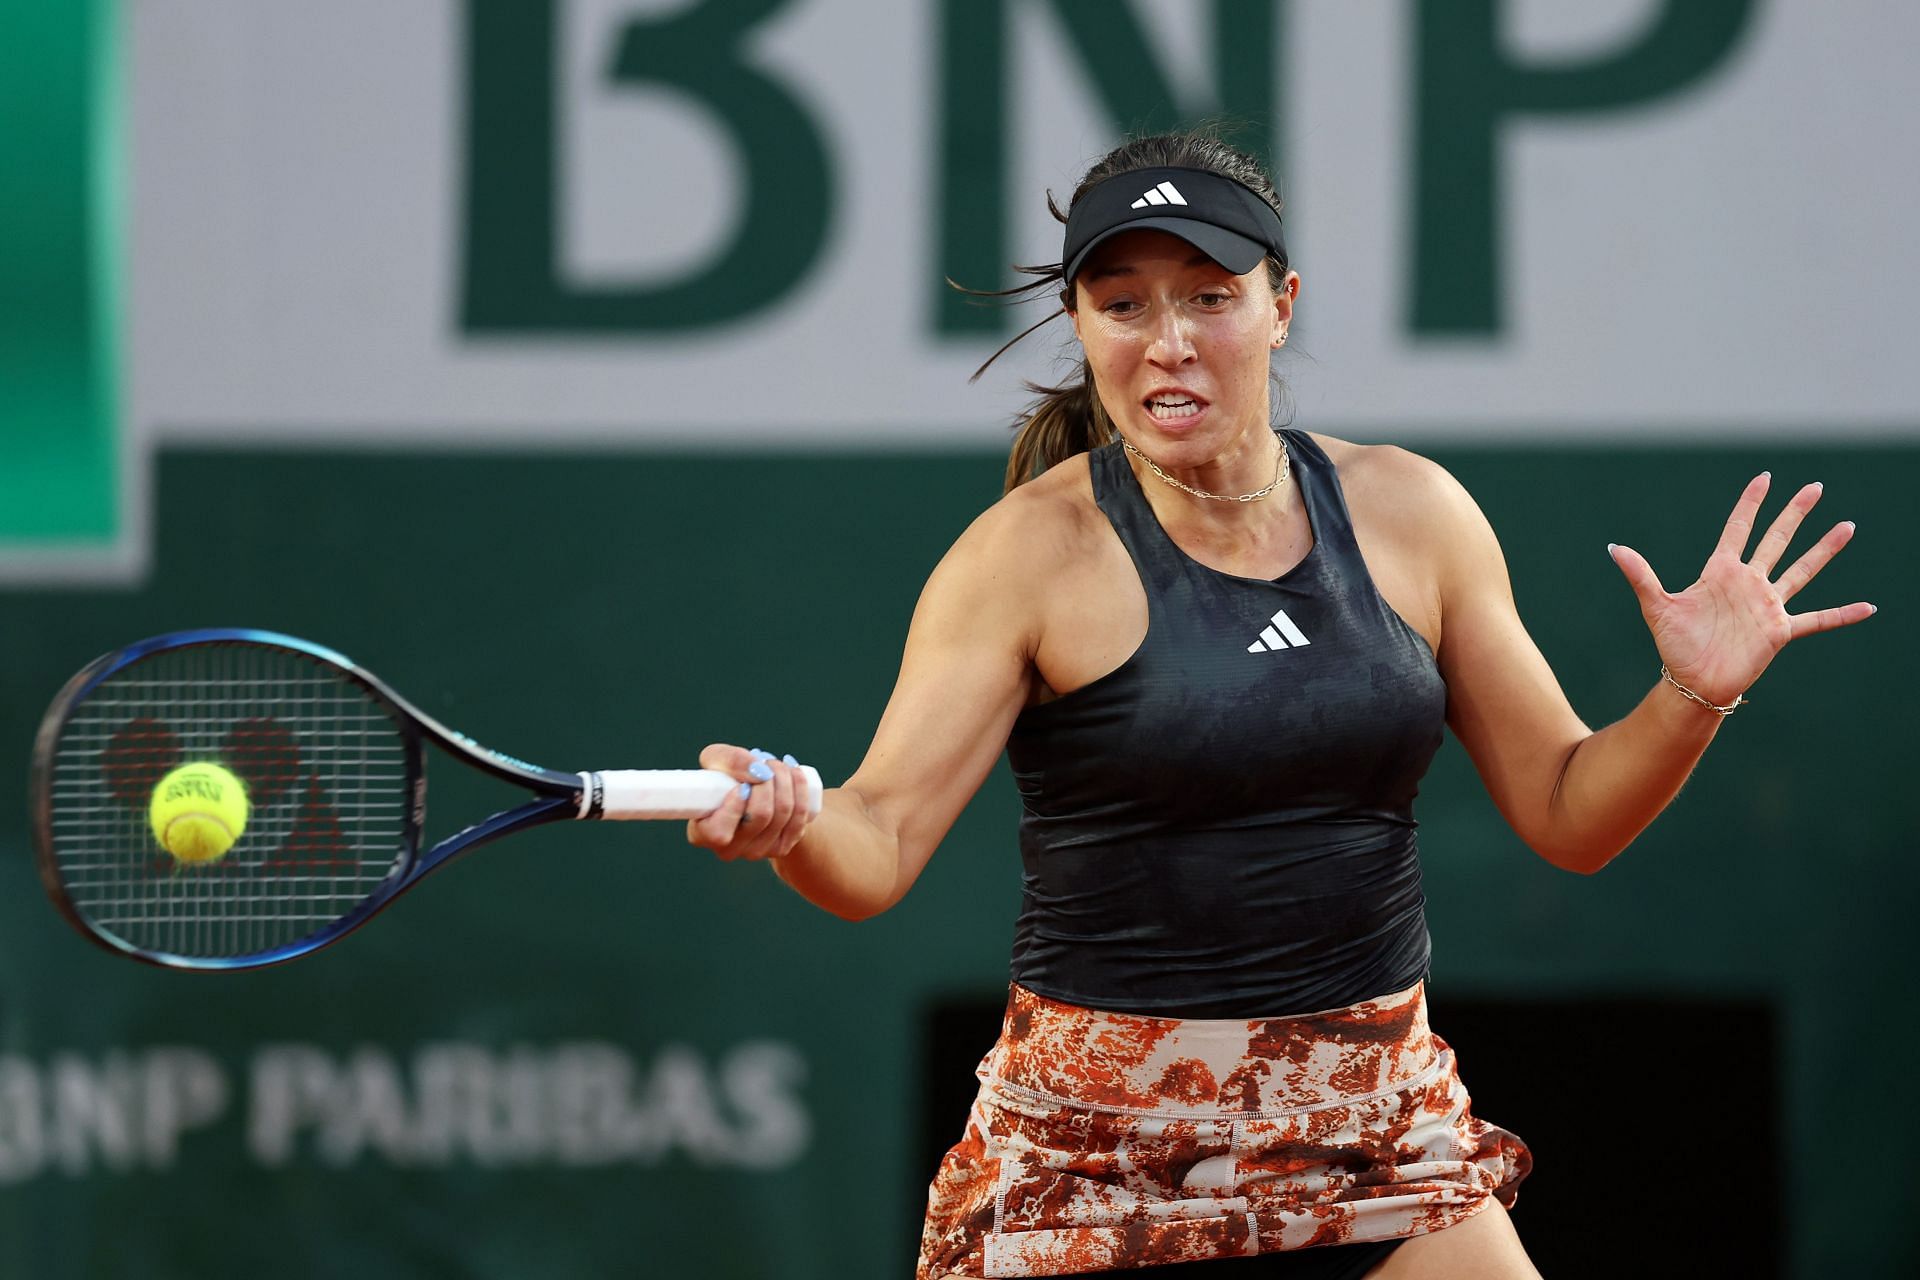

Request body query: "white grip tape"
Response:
[583, 767, 825, 820]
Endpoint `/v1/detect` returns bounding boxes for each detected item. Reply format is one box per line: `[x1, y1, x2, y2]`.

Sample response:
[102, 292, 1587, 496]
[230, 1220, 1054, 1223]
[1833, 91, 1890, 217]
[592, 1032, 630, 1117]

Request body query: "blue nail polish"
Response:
[736, 782, 752, 801]
[748, 762, 773, 782]
[783, 754, 799, 767]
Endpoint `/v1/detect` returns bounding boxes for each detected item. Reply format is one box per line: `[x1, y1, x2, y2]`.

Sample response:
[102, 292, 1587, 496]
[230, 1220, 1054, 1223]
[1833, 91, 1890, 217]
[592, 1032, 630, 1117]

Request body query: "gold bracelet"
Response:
[1660, 665, 1747, 716]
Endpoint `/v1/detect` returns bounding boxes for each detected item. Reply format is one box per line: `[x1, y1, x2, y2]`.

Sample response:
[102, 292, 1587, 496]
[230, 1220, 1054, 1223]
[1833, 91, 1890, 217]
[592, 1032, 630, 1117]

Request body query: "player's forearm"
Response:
[1535, 681, 1724, 873]
[770, 786, 908, 920]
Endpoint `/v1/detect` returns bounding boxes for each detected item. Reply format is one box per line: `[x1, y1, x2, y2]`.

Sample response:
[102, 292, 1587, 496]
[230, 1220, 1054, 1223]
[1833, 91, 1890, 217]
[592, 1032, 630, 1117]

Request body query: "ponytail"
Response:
[1003, 365, 1115, 495]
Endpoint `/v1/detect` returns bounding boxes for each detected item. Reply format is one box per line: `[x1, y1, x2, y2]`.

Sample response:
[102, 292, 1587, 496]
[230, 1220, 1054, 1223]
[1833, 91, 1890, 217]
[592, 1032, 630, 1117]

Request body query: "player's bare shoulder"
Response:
[917, 453, 1104, 644]
[1308, 433, 1502, 651]
[1309, 432, 1487, 549]
[952, 452, 1104, 580]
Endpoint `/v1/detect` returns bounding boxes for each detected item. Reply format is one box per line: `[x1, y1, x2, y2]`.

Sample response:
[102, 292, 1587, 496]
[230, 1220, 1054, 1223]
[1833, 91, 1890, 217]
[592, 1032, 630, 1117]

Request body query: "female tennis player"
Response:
[687, 132, 1873, 1278]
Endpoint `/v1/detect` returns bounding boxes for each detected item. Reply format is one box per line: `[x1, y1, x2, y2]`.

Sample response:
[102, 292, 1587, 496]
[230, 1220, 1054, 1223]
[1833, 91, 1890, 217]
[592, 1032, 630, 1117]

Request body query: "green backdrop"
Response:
[0, 442, 1910, 1277]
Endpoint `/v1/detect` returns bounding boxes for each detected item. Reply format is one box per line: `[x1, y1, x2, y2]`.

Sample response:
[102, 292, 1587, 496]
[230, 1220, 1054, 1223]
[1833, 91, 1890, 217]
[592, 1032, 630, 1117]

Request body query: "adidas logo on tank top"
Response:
[1246, 609, 1311, 654]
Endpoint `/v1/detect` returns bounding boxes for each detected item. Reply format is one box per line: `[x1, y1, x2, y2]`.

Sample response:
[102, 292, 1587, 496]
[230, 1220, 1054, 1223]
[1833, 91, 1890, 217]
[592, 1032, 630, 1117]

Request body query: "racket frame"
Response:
[31, 628, 593, 971]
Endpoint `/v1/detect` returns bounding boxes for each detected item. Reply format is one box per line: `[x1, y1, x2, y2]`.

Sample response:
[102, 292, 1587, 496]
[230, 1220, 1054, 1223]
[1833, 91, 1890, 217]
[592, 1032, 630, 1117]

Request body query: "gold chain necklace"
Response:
[1120, 431, 1290, 503]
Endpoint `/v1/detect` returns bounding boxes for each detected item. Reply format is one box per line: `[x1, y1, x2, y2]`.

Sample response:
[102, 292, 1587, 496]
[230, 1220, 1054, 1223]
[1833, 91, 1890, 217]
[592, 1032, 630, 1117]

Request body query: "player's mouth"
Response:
[1143, 390, 1209, 427]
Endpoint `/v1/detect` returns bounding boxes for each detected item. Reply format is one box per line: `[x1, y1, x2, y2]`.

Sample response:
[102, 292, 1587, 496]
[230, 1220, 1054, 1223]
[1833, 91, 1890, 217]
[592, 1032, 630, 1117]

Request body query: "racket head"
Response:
[30, 629, 428, 970]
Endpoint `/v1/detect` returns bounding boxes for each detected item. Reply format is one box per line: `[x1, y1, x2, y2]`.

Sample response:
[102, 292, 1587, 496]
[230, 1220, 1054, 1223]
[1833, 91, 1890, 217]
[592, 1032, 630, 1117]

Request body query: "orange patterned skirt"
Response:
[917, 982, 1530, 1278]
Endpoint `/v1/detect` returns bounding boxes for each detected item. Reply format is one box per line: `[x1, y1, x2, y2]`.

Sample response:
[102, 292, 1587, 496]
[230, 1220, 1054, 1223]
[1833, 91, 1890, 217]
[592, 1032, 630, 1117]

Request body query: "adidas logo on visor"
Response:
[1247, 609, 1311, 654]
[1130, 181, 1188, 209]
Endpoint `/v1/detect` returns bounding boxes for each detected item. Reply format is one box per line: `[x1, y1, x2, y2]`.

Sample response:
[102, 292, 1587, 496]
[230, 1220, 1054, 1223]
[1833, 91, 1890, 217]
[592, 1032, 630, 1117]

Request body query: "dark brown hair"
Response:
[966, 130, 1291, 495]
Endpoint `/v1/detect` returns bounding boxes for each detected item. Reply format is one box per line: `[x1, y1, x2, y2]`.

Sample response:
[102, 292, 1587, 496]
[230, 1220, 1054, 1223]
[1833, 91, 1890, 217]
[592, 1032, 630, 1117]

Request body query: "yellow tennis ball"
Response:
[149, 763, 250, 864]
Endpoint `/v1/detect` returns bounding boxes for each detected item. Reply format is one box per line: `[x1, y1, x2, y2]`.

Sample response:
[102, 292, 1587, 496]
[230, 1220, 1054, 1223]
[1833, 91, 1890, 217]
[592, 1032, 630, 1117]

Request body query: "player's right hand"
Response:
[686, 743, 815, 861]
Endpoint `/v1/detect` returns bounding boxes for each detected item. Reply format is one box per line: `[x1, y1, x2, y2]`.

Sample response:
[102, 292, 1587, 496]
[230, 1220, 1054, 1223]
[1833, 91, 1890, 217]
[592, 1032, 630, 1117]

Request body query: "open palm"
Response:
[1608, 474, 1874, 708]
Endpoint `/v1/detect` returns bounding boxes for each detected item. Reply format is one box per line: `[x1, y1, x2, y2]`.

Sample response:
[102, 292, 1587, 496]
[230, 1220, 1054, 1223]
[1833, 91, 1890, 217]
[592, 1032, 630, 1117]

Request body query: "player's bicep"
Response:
[841, 522, 1036, 893]
[1433, 484, 1590, 852]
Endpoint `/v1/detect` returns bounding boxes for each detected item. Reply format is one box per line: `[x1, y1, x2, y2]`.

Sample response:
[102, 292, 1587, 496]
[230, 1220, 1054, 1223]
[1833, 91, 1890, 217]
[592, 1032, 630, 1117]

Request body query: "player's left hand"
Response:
[1607, 473, 1875, 708]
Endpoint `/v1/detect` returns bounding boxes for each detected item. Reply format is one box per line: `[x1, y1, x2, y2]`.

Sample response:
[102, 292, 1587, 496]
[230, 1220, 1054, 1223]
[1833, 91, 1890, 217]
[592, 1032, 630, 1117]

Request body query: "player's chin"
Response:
[1132, 412, 1250, 459]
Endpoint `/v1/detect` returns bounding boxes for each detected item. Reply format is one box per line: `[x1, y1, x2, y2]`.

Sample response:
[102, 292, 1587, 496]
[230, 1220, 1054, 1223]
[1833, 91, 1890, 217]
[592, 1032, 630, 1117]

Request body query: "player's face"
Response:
[1070, 229, 1295, 471]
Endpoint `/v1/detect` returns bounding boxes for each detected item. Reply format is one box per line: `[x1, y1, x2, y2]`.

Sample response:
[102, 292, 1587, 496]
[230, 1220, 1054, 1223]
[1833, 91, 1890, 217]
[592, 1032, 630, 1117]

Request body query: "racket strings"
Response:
[47, 644, 413, 960]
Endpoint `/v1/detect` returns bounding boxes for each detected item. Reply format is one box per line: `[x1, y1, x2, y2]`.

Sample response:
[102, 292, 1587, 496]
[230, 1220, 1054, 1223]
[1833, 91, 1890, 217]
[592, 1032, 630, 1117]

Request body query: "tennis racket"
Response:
[29, 628, 820, 971]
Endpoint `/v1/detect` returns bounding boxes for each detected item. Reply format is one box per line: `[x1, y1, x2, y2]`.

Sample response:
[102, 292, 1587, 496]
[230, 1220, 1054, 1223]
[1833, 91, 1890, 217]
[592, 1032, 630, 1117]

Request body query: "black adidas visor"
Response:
[1062, 166, 1287, 286]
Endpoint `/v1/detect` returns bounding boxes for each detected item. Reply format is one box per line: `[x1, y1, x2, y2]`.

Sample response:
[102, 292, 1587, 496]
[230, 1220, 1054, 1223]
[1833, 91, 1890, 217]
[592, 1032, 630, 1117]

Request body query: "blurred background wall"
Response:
[2, 2, 1913, 1276]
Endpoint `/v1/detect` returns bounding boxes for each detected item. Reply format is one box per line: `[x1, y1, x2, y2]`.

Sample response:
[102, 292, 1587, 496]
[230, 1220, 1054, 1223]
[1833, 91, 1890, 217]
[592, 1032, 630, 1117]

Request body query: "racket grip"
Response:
[581, 767, 825, 821]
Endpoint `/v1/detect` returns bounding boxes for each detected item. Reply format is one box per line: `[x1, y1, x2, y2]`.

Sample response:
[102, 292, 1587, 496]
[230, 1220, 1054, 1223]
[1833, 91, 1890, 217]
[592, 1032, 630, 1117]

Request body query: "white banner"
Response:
[130, 0, 1920, 447]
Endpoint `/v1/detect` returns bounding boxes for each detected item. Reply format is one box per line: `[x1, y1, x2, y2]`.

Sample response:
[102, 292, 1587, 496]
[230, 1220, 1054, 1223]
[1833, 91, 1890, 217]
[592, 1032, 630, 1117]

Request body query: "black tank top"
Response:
[1005, 431, 1446, 1019]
